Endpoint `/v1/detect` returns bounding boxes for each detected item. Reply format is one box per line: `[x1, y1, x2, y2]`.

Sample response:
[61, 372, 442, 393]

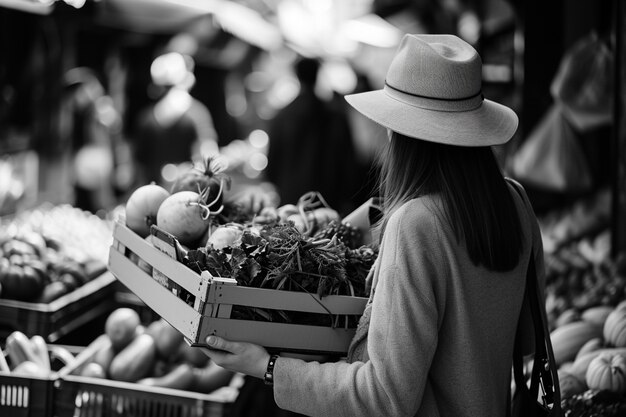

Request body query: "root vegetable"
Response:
[156, 191, 211, 246]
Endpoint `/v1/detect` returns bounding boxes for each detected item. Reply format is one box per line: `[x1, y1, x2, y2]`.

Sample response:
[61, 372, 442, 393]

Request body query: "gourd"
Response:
[570, 347, 626, 381]
[581, 305, 614, 327]
[603, 307, 626, 347]
[585, 352, 626, 394]
[575, 337, 604, 360]
[550, 321, 603, 366]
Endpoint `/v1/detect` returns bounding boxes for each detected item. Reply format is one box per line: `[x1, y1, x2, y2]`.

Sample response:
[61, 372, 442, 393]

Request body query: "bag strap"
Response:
[508, 179, 561, 414]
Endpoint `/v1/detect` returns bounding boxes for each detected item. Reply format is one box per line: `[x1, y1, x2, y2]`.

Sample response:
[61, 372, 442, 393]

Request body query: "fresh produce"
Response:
[5, 330, 44, 368]
[558, 369, 587, 399]
[136, 362, 195, 390]
[561, 389, 626, 416]
[30, 335, 51, 371]
[581, 305, 615, 327]
[169, 157, 230, 214]
[75, 309, 234, 393]
[125, 183, 170, 238]
[0, 214, 105, 303]
[147, 318, 184, 358]
[175, 341, 209, 368]
[585, 352, 626, 394]
[569, 348, 626, 382]
[105, 307, 141, 351]
[576, 337, 605, 360]
[550, 321, 603, 366]
[79, 362, 107, 378]
[206, 223, 244, 250]
[108, 333, 158, 382]
[604, 308, 626, 348]
[156, 191, 212, 246]
[2, 331, 73, 377]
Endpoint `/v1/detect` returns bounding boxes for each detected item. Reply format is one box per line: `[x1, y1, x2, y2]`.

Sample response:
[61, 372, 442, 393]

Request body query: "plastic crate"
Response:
[0, 347, 64, 417]
[108, 221, 368, 356]
[53, 338, 237, 417]
[0, 271, 118, 343]
[0, 373, 54, 417]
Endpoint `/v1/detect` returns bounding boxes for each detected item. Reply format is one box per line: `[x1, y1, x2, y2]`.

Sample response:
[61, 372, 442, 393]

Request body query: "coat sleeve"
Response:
[273, 202, 443, 417]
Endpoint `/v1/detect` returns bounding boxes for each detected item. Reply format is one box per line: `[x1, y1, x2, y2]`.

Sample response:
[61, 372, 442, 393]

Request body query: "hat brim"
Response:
[345, 90, 519, 147]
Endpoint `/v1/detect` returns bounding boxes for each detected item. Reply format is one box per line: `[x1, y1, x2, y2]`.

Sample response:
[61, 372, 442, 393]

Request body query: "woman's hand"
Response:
[201, 336, 271, 379]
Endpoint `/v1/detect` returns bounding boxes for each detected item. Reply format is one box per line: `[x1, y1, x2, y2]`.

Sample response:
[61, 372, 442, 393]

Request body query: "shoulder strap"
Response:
[509, 179, 562, 415]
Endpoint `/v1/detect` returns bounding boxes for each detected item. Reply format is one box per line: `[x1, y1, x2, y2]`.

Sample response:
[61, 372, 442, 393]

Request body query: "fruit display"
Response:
[0, 205, 113, 303]
[71, 308, 234, 394]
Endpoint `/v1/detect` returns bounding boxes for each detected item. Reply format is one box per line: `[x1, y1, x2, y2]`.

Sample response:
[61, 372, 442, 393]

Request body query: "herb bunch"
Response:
[184, 222, 376, 299]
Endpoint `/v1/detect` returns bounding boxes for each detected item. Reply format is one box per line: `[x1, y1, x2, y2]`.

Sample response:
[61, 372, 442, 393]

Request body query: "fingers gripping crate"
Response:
[108, 221, 368, 355]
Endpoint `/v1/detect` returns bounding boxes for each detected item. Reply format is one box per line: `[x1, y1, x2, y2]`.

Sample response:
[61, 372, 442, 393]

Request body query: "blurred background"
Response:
[0, 0, 624, 252]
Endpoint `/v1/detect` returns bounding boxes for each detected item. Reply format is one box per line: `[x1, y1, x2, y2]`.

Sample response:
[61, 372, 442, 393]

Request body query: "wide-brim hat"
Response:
[345, 34, 518, 147]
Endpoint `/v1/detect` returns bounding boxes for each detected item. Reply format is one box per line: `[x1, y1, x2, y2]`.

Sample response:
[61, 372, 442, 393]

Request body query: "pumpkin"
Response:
[570, 347, 626, 382]
[603, 308, 626, 347]
[550, 321, 603, 366]
[585, 352, 626, 394]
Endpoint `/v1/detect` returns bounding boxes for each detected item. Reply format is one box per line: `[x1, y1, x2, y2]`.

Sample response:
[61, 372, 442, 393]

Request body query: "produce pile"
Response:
[0, 205, 111, 303]
[122, 158, 377, 326]
[1, 330, 77, 376]
[550, 302, 626, 414]
[71, 308, 234, 393]
[534, 190, 626, 413]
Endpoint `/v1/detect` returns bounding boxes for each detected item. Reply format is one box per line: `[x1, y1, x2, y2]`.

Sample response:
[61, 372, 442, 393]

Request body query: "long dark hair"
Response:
[376, 132, 523, 272]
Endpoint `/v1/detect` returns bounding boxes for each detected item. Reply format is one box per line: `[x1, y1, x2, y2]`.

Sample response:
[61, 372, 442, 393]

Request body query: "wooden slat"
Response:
[108, 248, 202, 343]
[112, 222, 205, 297]
[206, 283, 367, 315]
[195, 317, 356, 354]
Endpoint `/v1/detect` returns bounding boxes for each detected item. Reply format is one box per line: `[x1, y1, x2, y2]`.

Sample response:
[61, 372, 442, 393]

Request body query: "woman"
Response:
[202, 34, 545, 417]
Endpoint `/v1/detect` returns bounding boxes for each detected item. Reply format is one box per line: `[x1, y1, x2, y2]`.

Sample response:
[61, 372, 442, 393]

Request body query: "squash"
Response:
[555, 308, 581, 328]
[109, 333, 157, 382]
[569, 347, 626, 381]
[550, 321, 603, 366]
[575, 337, 604, 360]
[581, 305, 614, 327]
[585, 352, 626, 394]
[558, 369, 587, 399]
[603, 308, 626, 347]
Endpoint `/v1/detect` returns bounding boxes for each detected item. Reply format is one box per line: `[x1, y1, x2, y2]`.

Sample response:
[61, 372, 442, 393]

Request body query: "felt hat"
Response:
[345, 34, 518, 146]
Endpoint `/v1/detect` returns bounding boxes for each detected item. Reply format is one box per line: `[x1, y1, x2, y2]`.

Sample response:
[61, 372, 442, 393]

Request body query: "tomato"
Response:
[125, 184, 171, 238]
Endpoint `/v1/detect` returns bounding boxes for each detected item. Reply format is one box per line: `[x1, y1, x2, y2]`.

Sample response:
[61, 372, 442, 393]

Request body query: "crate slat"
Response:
[206, 281, 367, 315]
[108, 248, 202, 343]
[112, 222, 203, 296]
[195, 317, 357, 354]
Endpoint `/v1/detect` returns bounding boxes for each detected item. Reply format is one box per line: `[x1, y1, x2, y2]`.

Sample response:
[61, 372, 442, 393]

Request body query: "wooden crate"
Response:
[107, 221, 367, 355]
